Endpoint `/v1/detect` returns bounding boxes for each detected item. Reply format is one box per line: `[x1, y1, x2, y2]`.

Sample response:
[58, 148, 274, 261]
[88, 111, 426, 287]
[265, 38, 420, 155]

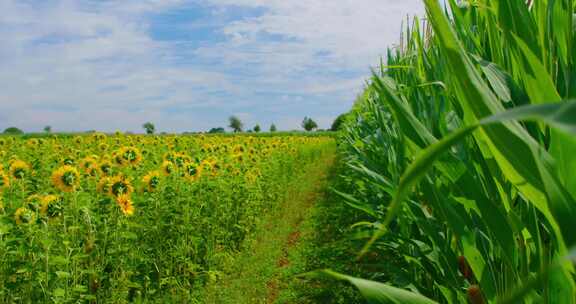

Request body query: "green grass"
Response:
[199, 147, 338, 303]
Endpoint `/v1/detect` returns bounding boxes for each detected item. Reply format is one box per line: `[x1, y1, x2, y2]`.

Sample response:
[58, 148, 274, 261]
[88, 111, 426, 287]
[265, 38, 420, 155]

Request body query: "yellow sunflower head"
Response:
[97, 177, 112, 194]
[109, 175, 134, 198]
[92, 132, 107, 141]
[15, 207, 35, 225]
[173, 153, 191, 168]
[26, 194, 43, 212]
[73, 136, 83, 144]
[98, 143, 109, 152]
[26, 138, 39, 147]
[142, 171, 161, 192]
[116, 194, 134, 216]
[41, 195, 63, 217]
[233, 153, 245, 163]
[80, 156, 99, 175]
[0, 171, 10, 191]
[119, 147, 142, 166]
[9, 160, 30, 180]
[51, 165, 80, 192]
[200, 159, 213, 172]
[183, 162, 202, 180]
[232, 144, 245, 154]
[99, 160, 113, 176]
[161, 160, 175, 176]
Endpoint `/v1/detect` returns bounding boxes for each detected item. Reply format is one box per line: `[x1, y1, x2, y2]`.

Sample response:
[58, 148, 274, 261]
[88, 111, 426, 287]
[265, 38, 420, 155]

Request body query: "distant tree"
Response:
[330, 113, 348, 131]
[143, 122, 155, 134]
[3, 127, 23, 135]
[301, 117, 318, 132]
[208, 127, 225, 134]
[270, 124, 277, 132]
[44, 126, 52, 133]
[228, 116, 243, 133]
[253, 124, 261, 133]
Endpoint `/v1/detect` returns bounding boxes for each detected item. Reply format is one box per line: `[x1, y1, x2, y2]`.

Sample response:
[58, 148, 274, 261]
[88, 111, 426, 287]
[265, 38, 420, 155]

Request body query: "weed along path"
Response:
[201, 149, 336, 303]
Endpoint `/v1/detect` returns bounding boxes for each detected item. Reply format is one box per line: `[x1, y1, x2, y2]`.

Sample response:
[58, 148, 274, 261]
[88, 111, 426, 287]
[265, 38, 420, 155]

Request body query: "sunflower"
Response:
[233, 153, 245, 163]
[142, 171, 161, 192]
[112, 151, 125, 166]
[163, 152, 177, 162]
[41, 195, 63, 217]
[119, 147, 142, 166]
[26, 194, 43, 211]
[116, 194, 134, 216]
[108, 175, 134, 198]
[200, 159, 213, 173]
[99, 160, 113, 176]
[183, 162, 202, 181]
[73, 136, 83, 144]
[80, 156, 99, 175]
[232, 144, 245, 154]
[9, 160, 30, 180]
[98, 143, 109, 152]
[26, 138, 39, 147]
[15, 207, 35, 225]
[97, 177, 112, 194]
[51, 165, 80, 192]
[161, 161, 175, 176]
[92, 132, 107, 141]
[173, 153, 191, 168]
[0, 171, 9, 191]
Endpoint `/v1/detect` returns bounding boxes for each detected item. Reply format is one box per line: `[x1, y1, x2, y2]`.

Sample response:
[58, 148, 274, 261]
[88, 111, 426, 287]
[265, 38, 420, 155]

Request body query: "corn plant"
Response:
[332, 0, 576, 303]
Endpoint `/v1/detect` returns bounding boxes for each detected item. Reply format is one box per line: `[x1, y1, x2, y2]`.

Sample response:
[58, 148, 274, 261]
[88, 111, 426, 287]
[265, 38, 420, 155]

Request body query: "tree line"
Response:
[2, 114, 349, 135]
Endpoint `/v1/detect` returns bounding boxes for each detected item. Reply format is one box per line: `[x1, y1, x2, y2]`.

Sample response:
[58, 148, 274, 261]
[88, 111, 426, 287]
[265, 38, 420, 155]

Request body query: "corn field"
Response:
[330, 0, 576, 303]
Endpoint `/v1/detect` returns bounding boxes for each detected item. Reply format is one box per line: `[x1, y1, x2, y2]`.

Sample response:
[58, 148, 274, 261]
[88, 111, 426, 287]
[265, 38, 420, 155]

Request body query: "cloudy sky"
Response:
[0, 0, 425, 133]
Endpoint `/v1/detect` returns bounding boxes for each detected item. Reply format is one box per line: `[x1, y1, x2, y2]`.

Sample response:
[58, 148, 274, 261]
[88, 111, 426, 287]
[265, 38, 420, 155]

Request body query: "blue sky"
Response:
[0, 0, 425, 133]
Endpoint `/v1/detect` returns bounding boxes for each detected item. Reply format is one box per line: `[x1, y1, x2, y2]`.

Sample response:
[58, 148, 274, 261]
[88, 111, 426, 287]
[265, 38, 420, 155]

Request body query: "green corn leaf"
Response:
[359, 100, 576, 261]
[320, 270, 439, 304]
[423, 1, 576, 262]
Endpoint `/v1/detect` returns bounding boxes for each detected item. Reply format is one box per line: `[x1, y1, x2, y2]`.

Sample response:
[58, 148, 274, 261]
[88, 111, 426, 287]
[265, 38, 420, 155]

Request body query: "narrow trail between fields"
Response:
[202, 150, 336, 304]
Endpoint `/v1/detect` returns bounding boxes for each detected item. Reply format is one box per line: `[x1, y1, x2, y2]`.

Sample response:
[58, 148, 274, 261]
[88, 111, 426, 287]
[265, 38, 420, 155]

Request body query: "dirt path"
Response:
[201, 151, 335, 304]
[265, 181, 325, 304]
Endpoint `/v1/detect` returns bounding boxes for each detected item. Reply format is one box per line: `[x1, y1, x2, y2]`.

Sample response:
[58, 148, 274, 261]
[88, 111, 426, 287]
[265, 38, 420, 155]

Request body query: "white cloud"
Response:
[0, 0, 425, 132]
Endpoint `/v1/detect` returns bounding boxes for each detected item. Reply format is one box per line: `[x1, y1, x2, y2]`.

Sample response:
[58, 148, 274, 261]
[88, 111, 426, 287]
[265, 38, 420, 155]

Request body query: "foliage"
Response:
[228, 116, 243, 133]
[253, 125, 261, 133]
[3, 127, 23, 135]
[142, 122, 155, 135]
[44, 126, 52, 133]
[270, 124, 277, 132]
[302, 117, 318, 132]
[330, 114, 348, 132]
[208, 127, 225, 134]
[0, 133, 333, 302]
[334, 0, 576, 303]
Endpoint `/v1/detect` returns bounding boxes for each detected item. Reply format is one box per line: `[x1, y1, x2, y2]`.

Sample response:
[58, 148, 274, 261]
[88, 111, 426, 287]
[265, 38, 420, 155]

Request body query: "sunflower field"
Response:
[0, 133, 334, 302]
